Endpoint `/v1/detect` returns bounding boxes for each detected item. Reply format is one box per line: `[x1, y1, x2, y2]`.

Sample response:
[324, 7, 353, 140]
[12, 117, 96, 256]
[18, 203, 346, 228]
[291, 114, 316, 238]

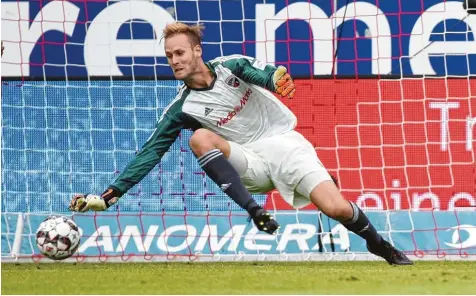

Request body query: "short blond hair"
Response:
[162, 22, 204, 47]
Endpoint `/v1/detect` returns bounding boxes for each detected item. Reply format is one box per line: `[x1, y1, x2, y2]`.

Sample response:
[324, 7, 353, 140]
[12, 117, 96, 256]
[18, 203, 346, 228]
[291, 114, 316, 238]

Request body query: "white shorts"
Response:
[227, 130, 332, 209]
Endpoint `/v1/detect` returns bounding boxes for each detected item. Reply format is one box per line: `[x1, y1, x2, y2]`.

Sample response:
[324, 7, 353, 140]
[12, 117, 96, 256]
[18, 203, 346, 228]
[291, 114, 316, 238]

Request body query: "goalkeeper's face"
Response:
[165, 34, 202, 80]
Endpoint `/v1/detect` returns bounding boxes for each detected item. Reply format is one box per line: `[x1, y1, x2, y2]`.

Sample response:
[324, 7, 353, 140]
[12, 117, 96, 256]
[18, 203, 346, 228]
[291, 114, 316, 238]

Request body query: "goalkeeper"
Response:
[70, 22, 412, 265]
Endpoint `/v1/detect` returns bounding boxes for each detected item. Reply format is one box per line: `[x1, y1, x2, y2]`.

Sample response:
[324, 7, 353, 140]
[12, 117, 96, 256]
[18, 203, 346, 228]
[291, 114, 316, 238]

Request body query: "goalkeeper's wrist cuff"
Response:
[101, 187, 122, 208]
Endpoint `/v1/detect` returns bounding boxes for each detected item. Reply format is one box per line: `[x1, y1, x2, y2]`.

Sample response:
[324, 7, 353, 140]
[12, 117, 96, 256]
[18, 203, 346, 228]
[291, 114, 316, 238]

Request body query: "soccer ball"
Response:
[36, 215, 81, 260]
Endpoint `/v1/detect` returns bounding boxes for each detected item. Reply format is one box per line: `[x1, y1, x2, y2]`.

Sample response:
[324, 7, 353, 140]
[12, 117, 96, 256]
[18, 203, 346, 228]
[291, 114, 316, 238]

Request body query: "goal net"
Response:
[1, 0, 475, 263]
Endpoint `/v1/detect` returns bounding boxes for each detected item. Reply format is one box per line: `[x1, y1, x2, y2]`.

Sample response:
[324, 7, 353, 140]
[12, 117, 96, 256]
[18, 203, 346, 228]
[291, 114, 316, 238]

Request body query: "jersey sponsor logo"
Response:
[225, 75, 241, 88]
[205, 107, 213, 117]
[216, 88, 253, 126]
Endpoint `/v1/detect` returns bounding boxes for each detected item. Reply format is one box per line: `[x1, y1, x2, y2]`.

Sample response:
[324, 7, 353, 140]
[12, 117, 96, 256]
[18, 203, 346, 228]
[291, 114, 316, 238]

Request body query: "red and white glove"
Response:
[69, 188, 121, 212]
[273, 66, 295, 99]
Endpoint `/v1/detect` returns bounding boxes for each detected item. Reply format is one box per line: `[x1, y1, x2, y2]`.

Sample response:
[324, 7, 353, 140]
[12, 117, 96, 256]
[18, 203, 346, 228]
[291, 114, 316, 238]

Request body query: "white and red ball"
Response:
[36, 216, 80, 260]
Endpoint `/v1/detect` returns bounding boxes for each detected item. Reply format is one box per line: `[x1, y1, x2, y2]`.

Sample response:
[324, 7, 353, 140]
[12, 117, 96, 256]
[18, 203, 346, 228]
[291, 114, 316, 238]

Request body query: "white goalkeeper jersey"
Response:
[182, 56, 297, 144]
[111, 55, 297, 194]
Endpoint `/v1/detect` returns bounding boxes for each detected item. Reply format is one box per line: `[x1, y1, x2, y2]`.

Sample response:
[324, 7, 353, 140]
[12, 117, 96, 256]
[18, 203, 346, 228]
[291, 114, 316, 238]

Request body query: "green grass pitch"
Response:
[2, 261, 475, 294]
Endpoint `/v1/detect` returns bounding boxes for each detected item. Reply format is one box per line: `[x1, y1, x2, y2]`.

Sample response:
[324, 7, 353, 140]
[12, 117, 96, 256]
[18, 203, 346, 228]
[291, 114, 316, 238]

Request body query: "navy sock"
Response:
[342, 201, 382, 246]
[198, 149, 259, 213]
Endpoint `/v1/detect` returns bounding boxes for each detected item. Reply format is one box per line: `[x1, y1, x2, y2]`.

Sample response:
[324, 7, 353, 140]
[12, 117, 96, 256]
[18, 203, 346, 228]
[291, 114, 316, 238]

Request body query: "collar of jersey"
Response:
[186, 65, 217, 91]
[187, 74, 217, 91]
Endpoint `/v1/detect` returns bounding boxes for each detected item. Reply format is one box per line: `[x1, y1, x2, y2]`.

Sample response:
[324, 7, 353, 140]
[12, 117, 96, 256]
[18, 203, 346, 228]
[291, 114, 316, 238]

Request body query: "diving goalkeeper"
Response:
[70, 22, 412, 265]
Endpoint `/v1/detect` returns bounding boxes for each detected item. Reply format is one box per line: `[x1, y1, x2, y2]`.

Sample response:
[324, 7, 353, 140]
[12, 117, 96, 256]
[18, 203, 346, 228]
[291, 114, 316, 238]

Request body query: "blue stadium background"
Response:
[1, 80, 267, 213]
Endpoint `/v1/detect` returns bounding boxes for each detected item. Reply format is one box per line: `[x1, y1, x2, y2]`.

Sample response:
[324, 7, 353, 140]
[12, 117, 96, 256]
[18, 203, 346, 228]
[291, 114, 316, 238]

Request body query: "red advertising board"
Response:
[266, 79, 476, 211]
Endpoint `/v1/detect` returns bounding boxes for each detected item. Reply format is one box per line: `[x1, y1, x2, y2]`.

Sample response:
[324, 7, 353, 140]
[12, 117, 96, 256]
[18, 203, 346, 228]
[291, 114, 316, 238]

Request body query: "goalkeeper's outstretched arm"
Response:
[70, 92, 196, 212]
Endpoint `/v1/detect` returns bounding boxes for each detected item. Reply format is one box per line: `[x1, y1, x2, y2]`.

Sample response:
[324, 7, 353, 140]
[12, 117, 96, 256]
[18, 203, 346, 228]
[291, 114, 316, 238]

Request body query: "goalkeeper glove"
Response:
[248, 206, 280, 235]
[69, 187, 122, 212]
[273, 66, 295, 99]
